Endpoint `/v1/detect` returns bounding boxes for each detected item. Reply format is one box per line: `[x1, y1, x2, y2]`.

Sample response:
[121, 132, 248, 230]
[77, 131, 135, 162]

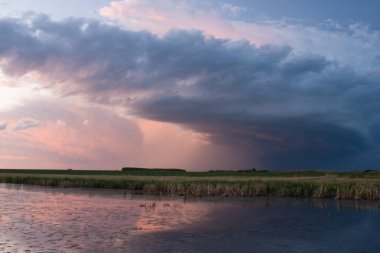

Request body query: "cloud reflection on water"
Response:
[0, 184, 212, 252]
[1, 184, 380, 252]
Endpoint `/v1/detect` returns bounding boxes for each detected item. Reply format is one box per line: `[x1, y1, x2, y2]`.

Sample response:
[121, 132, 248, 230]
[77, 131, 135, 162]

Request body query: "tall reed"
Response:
[1, 174, 380, 200]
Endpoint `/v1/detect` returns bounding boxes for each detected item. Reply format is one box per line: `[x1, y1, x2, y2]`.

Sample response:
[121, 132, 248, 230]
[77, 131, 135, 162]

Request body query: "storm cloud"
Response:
[1, 15, 379, 169]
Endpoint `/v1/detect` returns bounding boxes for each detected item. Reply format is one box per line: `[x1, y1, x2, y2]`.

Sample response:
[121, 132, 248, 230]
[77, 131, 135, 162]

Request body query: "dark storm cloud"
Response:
[0, 15, 379, 169]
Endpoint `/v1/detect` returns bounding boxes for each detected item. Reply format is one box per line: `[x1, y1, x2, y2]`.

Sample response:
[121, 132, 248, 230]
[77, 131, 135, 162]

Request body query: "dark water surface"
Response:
[1, 184, 380, 253]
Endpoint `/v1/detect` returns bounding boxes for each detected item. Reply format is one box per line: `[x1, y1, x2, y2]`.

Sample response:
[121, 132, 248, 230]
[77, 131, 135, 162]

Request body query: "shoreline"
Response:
[1, 172, 380, 200]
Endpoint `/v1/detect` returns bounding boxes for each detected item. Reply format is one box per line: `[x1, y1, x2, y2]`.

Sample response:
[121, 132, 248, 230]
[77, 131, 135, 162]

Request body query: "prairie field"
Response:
[1, 168, 380, 200]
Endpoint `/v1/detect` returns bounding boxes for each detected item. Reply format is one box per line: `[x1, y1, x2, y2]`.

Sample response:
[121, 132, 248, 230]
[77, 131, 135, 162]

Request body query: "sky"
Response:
[0, 0, 380, 171]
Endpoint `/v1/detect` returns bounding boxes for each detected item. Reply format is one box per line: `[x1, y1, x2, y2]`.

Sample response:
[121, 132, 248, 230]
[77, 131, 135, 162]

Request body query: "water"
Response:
[1, 184, 380, 253]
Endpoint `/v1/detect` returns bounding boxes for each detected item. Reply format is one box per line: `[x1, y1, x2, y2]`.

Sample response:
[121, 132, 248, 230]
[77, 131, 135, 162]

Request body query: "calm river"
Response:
[1, 183, 380, 252]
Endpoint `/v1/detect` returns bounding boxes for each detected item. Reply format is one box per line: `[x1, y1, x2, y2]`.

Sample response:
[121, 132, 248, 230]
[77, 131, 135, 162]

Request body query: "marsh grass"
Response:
[1, 172, 380, 200]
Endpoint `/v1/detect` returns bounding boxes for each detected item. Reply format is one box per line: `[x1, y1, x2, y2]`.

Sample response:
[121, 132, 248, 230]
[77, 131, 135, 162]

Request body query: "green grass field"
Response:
[1, 168, 380, 200]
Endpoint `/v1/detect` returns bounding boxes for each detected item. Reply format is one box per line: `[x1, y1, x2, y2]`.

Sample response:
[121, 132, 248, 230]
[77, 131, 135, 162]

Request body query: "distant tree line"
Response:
[121, 167, 186, 172]
[208, 168, 269, 173]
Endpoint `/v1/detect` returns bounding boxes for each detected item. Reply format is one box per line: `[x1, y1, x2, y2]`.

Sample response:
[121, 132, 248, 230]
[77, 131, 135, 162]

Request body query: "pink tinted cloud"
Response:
[0, 96, 257, 171]
[0, 98, 144, 169]
[132, 119, 258, 171]
[99, 0, 265, 45]
[99, 0, 380, 68]
[0, 94, 250, 170]
[135, 119, 209, 169]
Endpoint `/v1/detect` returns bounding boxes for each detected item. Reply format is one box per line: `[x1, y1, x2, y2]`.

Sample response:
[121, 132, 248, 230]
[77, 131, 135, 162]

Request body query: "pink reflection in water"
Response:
[0, 184, 211, 252]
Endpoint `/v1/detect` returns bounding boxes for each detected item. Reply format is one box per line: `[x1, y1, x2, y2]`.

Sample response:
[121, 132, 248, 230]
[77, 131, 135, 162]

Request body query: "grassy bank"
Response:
[1, 169, 380, 200]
